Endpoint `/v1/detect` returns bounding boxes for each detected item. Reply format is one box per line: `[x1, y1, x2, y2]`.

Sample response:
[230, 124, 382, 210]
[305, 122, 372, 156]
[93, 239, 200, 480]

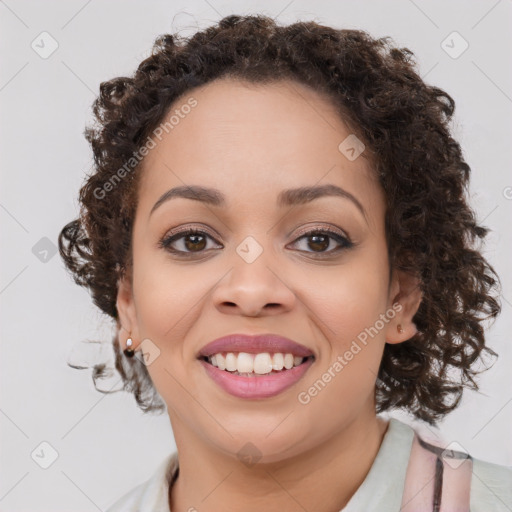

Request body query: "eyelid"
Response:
[162, 223, 222, 241]
[161, 222, 350, 244]
[159, 222, 354, 257]
[292, 222, 350, 241]
[157, 226, 222, 255]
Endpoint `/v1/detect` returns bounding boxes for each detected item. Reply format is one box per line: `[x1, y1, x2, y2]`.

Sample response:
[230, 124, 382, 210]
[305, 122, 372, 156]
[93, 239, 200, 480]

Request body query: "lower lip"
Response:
[199, 357, 314, 399]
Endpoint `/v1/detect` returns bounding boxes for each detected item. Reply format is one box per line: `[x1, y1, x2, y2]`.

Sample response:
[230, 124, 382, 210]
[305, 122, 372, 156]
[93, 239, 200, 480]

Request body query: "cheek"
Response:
[130, 247, 203, 403]
[299, 261, 390, 422]
[316, 249, 390, 346]
[131, 241, 204, 354]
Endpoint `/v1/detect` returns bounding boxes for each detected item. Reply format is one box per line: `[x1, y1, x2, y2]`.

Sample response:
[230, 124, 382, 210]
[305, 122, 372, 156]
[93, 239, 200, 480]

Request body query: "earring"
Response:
[124, 336, 135, 358]
[397, 324, 404, 334]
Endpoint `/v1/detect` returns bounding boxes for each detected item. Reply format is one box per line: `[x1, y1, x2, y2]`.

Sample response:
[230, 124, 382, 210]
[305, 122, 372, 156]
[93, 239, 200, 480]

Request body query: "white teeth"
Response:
[253, 353, 273, 374]
[207, 352, 307, 374]
[217, 354, 226, 371]
[284, 353, 294, 369]
[225, 352, 237, 371]
[272, 353, 284, 371]
[237, 352, 254, 373]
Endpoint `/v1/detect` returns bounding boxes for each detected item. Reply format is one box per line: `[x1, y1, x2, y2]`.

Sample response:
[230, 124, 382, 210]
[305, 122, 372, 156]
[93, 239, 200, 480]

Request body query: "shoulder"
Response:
[106, 480, 148, 512]
[392, 418, 512, 511]
[470, 456, 512, 512]
[105, 452, 179, 512]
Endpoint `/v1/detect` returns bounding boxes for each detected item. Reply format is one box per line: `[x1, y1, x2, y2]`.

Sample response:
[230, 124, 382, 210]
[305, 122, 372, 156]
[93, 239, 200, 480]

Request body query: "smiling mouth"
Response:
[198, 354, 315, 377]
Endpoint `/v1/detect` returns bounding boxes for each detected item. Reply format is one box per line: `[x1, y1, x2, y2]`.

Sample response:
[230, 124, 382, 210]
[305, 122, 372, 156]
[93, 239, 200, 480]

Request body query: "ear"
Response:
[116, 271, 141, 354]
[385, 268, 423, 344]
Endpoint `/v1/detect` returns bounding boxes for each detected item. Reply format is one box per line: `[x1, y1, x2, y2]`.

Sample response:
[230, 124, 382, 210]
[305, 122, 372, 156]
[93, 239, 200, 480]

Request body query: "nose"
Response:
[211, 247, 296, 317]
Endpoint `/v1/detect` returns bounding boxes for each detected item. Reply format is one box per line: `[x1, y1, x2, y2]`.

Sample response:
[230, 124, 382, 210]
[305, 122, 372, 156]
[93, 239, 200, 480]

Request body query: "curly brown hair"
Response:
[58, 14, 501, 426]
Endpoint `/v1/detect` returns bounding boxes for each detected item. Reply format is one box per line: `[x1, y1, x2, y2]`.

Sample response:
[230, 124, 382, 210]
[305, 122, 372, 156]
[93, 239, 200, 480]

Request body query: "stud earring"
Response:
[124, 336, 135, 358]
[397, 324, 404, 334]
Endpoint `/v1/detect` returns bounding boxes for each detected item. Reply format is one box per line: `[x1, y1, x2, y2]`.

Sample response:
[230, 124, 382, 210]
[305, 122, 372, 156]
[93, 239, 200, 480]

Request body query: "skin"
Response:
[116, 78, 422, 512]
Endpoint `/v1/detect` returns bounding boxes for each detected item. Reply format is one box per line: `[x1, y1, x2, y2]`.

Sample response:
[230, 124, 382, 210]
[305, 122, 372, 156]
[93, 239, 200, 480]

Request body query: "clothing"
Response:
[105, 417, 512, 511]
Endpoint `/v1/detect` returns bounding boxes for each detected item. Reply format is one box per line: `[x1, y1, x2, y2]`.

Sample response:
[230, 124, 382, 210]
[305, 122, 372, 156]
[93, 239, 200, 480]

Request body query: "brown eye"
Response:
[306, 233, 330, 252]
[290, 229, 353, 256]
[158, 226, 353, 258]
[183, 233, 207, 251]
[159, 229, 220, 254]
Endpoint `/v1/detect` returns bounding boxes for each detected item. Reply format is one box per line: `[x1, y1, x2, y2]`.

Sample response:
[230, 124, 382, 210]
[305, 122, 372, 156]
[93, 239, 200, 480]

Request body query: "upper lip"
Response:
[197, 334, 315, 359]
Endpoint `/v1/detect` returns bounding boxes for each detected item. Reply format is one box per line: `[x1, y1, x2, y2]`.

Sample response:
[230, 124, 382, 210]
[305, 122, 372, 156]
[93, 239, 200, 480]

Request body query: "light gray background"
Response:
[1, 0, 511, 510]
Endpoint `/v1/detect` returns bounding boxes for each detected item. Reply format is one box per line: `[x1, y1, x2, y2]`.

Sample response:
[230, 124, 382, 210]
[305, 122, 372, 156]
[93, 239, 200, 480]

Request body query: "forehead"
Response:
[137, 78, 382, 216]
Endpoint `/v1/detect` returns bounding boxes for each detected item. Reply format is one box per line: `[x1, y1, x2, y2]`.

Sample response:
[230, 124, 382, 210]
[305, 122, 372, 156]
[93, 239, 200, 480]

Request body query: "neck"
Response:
[168, 411, 389, 512]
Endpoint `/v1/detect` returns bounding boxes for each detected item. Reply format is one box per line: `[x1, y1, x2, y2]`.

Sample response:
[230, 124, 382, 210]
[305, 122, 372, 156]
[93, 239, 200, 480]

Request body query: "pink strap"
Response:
[400, 430, 473, 512]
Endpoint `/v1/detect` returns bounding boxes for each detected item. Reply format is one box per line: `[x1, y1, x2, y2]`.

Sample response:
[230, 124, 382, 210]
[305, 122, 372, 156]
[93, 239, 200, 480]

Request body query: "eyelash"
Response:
[158, 226, 354, 258]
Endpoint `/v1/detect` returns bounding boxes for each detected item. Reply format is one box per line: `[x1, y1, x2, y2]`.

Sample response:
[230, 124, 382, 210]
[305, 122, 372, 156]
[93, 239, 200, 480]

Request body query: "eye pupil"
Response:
[161, 227, 351, 258]
[185, 234, 206, 251]
[308, 234, 329, 252]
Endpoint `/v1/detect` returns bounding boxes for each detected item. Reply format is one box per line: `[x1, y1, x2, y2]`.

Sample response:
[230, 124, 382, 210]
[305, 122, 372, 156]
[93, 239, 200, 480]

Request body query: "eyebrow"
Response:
[149, 183, 367, 220]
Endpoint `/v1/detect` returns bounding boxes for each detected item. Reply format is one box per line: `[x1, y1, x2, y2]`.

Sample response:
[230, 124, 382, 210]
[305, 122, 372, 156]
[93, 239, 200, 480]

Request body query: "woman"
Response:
[58, 14, 511, 512]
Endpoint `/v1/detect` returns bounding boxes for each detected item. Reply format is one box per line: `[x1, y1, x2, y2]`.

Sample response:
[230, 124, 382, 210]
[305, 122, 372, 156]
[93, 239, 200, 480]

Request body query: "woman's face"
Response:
[117, 78, 420, 462]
